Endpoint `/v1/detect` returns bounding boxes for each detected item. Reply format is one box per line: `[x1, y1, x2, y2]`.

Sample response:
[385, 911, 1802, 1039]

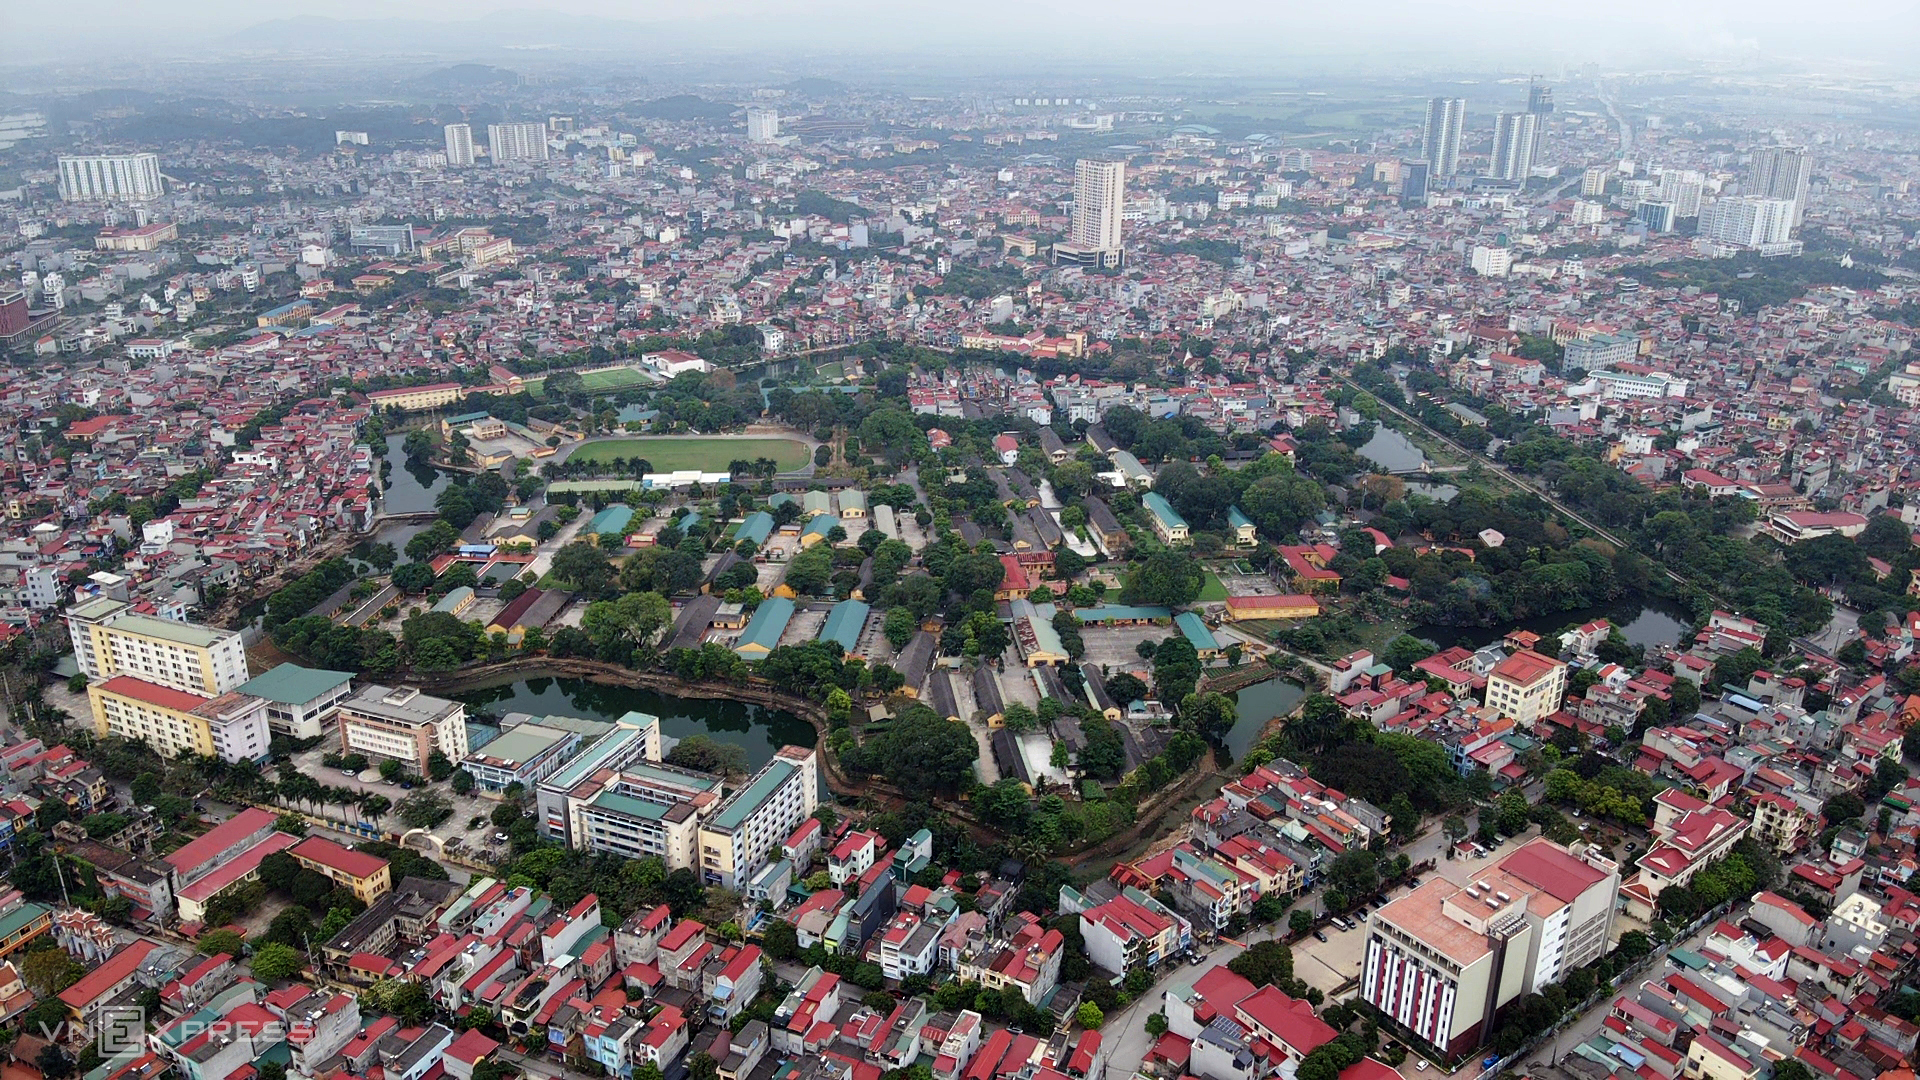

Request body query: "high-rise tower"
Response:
[1422, 98, 1467, 179]
[1490, 113, 1539, 182]
[1749, 145, 1812, 227]
[1053, 159, 1125, 268]
[443, 124, 475, 167]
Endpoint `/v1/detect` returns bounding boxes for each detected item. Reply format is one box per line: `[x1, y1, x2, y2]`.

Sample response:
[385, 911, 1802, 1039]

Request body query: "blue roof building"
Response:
[1142, 492, 1190, 545]
[1227, 505, 1258, 546]
[817, 598, 871, 654]
[735, 511, 775, 547]
[588, 504, 634, 537]
[1175, 611, 1220, 657]
[800, 514, 840, 547]
[733, 596, 795, 657]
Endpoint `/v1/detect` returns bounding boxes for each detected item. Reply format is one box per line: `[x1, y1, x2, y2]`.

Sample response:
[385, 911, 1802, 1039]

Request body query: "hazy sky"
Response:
[7, 0, 1918, 68]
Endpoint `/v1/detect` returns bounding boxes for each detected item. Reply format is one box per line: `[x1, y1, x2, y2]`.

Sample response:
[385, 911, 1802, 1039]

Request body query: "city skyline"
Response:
[6, 0, 1920, 68]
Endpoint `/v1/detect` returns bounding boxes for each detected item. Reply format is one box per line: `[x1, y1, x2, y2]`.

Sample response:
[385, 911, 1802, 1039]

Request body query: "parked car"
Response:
[1313, 931, 1328, 942]
[1415, 1062, 1429, 1072]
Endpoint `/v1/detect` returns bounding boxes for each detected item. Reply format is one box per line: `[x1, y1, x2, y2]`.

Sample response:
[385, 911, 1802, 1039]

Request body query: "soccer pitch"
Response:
[525, 367, 653, 397]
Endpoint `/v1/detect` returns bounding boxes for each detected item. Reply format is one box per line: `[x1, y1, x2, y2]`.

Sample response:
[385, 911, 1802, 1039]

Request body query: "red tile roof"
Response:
[291, 835, 388, 880]
[98, 675, 208, 713]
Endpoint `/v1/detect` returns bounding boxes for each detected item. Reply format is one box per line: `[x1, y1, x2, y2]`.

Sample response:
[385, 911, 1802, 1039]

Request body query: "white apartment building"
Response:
[1749, 145, 1812, 225]
[1489, 113, 1538, 183]
[66, 598, 250, 696]
[1470, 246, 1512, 278]
[487, 122, 550, 163]
[1054, 159, 1125, 268]
[24, 566, 62, 610]
[58, 153, 163, 201]
[1422, 98, 1467, 178]
[746, 107, 780, 143]
[443, 124, 476, 167]
[1583, 369, 1691, 400]
[1361, 839, 1619, 1058]
[336, 685, 469, 770]
[1699, 196, 1796, 248]
[698, 746, 819, 889]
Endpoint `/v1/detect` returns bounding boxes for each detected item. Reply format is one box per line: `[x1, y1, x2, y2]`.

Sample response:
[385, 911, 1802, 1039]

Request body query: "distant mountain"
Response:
[417, 64, 521, 89]
[625, 95, 737, 122]
[783, 78, 844, 98]
[223, 10, 667, 54]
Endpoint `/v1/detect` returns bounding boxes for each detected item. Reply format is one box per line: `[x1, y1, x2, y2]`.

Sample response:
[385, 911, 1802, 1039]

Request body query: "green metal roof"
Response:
[710, 759, 797, 831]
[1142, 492, 1188, 531]
[107, 613, 234, 648]
[589, 504, 635, 535]
[1175, 612, 1219, 653]
[801, 514, 839, 536]
[817, 599, 870, 653]
[431, 586, 475, 613]
[1075, 604, 1172, 623]
[234, 664, 353, 705]
[0, 902, 48, 941]
[734, 596, 795, 655]
[736, 511, 774, 546]
[470, 724, 572, 767]
[1228, 506, 1253, 529]
[588, 790, 672, 821]
[542, 719, 653, 791]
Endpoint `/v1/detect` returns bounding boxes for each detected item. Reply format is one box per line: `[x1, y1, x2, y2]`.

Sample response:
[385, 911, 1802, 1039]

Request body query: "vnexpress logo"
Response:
[97, 1005, 144, 1057]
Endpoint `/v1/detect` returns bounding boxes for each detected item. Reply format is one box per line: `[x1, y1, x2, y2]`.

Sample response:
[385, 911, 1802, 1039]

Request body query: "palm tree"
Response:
[329, 787, 358, 825]
[360, 794, 392, 836]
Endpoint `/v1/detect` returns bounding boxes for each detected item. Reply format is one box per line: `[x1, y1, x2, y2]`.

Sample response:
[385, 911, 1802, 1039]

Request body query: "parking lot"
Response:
[1077, 623, 1170, 672]
[286, 743, 509, 858]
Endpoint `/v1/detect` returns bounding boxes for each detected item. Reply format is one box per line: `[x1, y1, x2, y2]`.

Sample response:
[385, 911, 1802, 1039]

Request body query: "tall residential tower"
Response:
[1053, 159, 1125, 268]
[57, 153, 163, 201]
[443, 123, 475, 167]
[1489, 112, 1539, 183]
[1749, 145, 1812, 226]
[487, 122, 550, 164]
[1422, 98, 1467, 179]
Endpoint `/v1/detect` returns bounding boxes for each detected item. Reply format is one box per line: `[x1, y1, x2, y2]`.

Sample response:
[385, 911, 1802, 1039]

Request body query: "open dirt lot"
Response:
[1079, 624, 1175, 672]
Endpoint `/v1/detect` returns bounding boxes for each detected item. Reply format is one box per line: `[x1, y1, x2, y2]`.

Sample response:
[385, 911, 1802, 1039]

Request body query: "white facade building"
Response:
[1054, 159, 1125, 268]
[746, 107, 780, 143]
[1489, 113, 1538, 182]
[487, 123, 550, 163]
[1749, 145, 1812, 226]
[1422, 98, 1467, 178]
[1470, 246, 1512, 277]
[443, 124, 476, 167]
[58, 153, 163, 202]
[1698, 196, 1796, 248]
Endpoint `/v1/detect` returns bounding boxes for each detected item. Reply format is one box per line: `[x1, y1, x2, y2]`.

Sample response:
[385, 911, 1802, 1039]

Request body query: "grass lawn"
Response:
[1198, 572, 1228, 602]
[523, 367, 652, 398]
[569, 436, 811, 472]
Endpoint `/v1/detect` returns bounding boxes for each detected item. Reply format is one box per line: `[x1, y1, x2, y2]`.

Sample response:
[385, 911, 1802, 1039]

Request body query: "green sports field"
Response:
[568, 436, 811, 472]
[525, 367, 653, 397]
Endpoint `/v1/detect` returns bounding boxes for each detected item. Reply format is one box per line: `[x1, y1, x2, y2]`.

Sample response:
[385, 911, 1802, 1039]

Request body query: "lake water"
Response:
[1357, 424, 1427, 473]
[1412, 599, 1694, 653]
[381, 433, 451, 513]
[1229, 677, 1307, 759]
[449, 675, 817, 772]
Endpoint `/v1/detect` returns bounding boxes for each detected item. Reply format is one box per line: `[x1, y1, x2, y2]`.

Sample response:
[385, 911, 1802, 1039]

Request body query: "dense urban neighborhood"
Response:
[0, 38, 1914, 1080]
